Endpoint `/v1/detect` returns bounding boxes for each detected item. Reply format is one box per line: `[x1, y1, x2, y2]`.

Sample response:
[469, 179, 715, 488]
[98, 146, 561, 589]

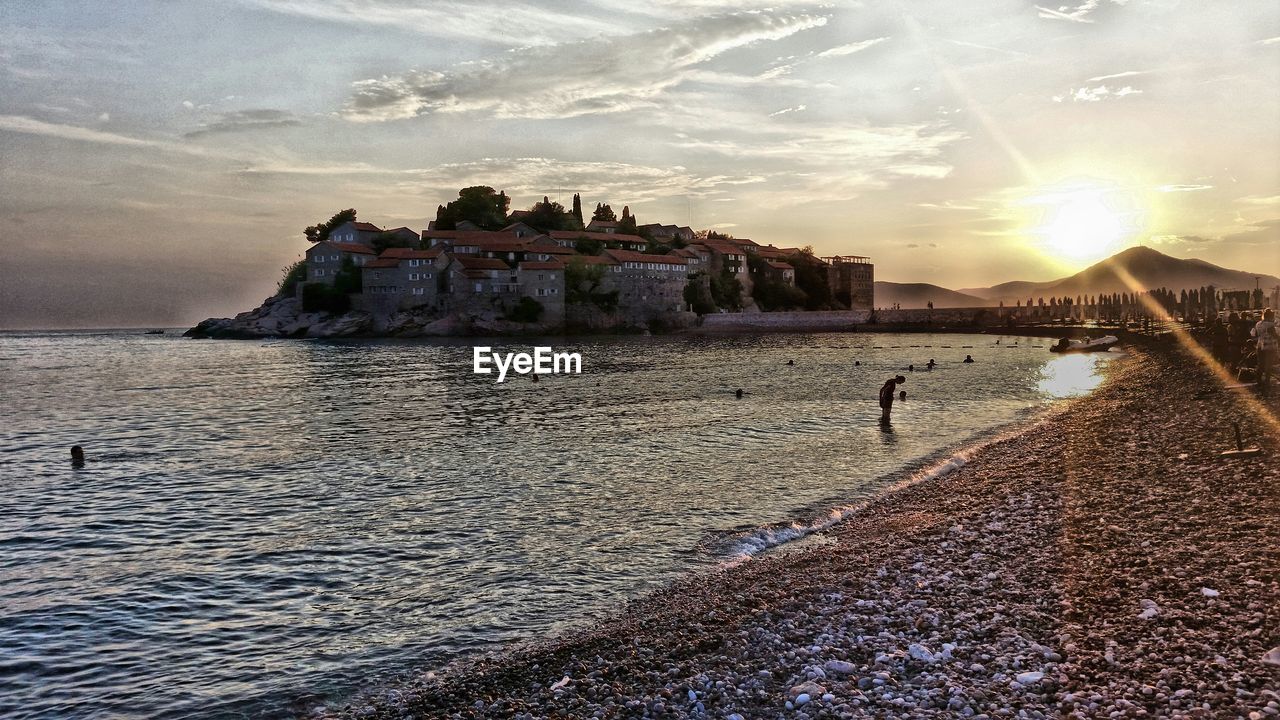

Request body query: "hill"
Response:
[873, 282, 986, 308]
[962, 246, 1279, 305]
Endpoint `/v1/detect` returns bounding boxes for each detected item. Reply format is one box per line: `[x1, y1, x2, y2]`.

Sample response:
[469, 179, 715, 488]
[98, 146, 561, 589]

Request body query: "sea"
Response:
[0, 330, 1109, 719]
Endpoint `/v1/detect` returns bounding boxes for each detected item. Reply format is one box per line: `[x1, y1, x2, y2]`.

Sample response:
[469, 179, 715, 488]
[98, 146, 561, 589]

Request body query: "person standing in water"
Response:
[963, 354, 975, 363]
[879, 375, 906, 425]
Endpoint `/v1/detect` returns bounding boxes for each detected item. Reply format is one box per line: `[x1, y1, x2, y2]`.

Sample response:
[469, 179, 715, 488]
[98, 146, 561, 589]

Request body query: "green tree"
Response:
[370, 231, 417, 254]
[785, 250, 834, 310]
[434, 186, 510, 230]
[747, 253, 807, 310]
[683, 275, 716, 314]
[277, 260, 307, 296]
[305, 208, 357, 242]
[523, 196, 579, 232]
[617, 205, 637, 234]
[573, 237, 604, 255]
[332, 257, 362, 294]
[507, 296, 544, 323]
[592, 203, 616, 222]
[709, 269, 743, 311]
[571, 193, 584, 229]
[564, 259, 619, 311]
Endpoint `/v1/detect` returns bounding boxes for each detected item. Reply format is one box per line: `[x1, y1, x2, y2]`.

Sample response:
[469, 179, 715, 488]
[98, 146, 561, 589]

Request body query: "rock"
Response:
[789, 681, 826, 699]
[1263, 647, 1280, 666]
[1199, 587, 1219, 598]
[908, 643, 937, 663]
[1015, 672, 1044, 685]
[1138, 599, 1160, 619]
[795, 693, 811, 706]
[824, 660, 857, 675]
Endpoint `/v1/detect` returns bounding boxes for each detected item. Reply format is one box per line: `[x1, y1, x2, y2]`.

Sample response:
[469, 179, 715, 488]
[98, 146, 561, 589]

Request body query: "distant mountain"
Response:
[873, 282, 986, 308]
[959, 246, 1280, 305]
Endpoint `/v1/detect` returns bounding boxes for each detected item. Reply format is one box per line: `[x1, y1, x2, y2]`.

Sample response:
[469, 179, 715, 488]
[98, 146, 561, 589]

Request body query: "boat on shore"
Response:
[1050, 335, 1118, 353]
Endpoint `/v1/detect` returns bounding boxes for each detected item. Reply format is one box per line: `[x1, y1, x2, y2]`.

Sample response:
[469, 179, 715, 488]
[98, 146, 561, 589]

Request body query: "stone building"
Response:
[824, 255, 875, 310]
[305, 240, 376, 285]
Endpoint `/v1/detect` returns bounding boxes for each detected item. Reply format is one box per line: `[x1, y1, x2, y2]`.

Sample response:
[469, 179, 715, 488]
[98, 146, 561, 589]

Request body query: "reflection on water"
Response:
[1038, 353, 1107, 398]
[0, 331, 1106, 720]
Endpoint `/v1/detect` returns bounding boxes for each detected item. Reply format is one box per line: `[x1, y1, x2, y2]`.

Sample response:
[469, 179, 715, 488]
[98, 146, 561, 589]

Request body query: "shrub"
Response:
[301, 283, 350, 314]
[277, 260, 307, 297]
[508, 296, 544, 323]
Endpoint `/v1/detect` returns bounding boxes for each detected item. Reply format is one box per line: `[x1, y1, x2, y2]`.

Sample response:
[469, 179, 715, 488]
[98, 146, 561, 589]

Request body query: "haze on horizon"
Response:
[1, 0, 1277, 329]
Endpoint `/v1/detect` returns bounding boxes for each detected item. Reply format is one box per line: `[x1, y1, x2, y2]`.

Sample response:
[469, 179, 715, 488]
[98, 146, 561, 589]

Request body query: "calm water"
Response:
[0, 331, 1106, 719]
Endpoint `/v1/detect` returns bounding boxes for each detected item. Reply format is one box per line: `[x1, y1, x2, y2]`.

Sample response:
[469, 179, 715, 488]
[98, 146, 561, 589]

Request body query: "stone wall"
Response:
[695, 306, 1021, 332]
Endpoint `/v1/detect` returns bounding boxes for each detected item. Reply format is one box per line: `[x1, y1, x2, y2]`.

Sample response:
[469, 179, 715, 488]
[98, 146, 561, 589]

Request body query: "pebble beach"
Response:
[325, 338, 1279, 719]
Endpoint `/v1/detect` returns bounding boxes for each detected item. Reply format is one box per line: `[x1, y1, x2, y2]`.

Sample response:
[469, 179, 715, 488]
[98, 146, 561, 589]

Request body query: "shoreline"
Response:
[318, 338, 1279, 719]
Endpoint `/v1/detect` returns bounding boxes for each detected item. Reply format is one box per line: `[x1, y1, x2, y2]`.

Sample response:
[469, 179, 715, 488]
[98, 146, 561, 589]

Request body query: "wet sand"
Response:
[324, 339, 1279, 719]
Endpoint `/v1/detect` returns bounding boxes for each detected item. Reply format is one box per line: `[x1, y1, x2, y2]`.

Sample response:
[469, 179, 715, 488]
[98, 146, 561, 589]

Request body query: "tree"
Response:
[305, 208, 357, 242]
[785, 251, 835, 310]
[617, 205, 637, 235]
[592, 203, 616, 222]
[277, 260, 307, 296]
[709, 269, 743, 311]
[573, 237, 604, 255]
[571, 193, 584, 229]
[507, 296, 544, 323]
[371, 231, 416, 254]
[523, 196, 578, 232]
[433, 186, 510, 230]
[565, 259, 619, 311]
[683, 275, 716, 314]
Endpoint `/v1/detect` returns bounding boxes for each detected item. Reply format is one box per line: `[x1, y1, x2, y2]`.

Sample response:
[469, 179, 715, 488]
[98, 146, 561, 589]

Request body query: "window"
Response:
[330, 254, 339, 261]
[410, 273, 420, 281]
[314, 269, 324, 277]
[425, 273, 432, 279]
[412, 287, 424, 295]
[474, 282, 483, 293]
[409, 259, 419, 267]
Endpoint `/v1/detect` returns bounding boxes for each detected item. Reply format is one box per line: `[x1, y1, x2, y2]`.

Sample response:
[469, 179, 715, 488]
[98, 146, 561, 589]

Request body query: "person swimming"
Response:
[898, 389, 906, 400]
[854, 360, 860, 366]
[963, 354, 974, 363]
[735, 388, 744, 399]
[787, 359, 794, 366]
[71, 445, 85, 467]
[926, 358, 936, 369]
[908, 364, 914, 372]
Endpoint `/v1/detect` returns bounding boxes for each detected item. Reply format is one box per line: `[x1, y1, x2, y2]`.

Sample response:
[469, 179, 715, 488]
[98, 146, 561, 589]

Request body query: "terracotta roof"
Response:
[767, 261, 795, 270]
[565, 254, 619, 266]
[350, 221, 384, 233]
[364, 258, 400, 268]
[729, 237, 758, 247]
[451, 255, 511, 270]
[548, 230, 647, 244]
[379, 247, 441, 259]
[384, 226, 418, 235]
[604, 249, 688, 267]
[701, 240, 745, 256]
[518, 261, 564, 270]
[423, 230, 521, 240]
[314, 241, 376, 255]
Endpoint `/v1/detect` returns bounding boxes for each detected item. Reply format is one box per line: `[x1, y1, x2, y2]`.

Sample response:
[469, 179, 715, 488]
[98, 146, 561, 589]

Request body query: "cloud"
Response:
[1035, 0, 1125, 24]
[236, 0, 620, 45]
[1258, 36, 1280, 45]
[918, 201, 980, 211]
[1086, 70, 1147, 82]
[0, 114, 156, 147]
[769, 105, 806, 117]
[816, 36, 889, 58]
[942, 39, 1029, 57]
[342, 11, 829, 121]
[394, 156, 767, 205]
[1236, 194, 1280, 205]
[1052, 84, 1142, 102]
[184, 109, 303, 138]
[1223, 218, 1280, 246]
[1157, 184, 1213, 192]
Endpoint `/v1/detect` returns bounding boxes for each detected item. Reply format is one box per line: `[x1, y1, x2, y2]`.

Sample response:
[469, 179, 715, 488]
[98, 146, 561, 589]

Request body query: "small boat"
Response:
[145, 330, 165, 335]
[1050, 335, 1118, 353]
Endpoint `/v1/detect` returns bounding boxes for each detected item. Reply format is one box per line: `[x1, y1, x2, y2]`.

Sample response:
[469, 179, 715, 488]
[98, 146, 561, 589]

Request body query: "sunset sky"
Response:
[1, 0, 1277, 327]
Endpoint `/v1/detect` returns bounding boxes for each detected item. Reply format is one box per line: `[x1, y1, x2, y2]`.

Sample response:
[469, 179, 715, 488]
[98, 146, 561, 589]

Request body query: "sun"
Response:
[1028, 183, 1143, 262]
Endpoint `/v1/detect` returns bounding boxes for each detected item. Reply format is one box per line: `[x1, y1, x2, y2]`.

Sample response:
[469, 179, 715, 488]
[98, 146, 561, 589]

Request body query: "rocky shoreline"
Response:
[314, 338, 1278, 719]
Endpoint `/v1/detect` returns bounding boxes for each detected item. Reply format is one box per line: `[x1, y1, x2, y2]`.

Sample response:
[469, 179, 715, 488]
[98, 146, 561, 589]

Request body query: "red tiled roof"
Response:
[518, 261, 564, 270]
[313, 241, 376, 255]
[604, 249, 689, 267]
[351, 221, 383, 233]
[565, 254, 619, 266]
[384, 226, 418, 235]
[729, 237, 758, 247]
[364, 258, 400, 268]
[423, 230, 520, 240]
[767, 261, 794, 270]
[701, 241, 745, 256]
[451, 255, 511, 270]
[379, 247, 441, 259]
[549, 230, 647, 244]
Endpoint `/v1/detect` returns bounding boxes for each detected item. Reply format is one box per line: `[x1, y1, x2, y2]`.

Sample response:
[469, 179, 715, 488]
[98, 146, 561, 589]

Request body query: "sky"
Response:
[1, 0, 1277, 328]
